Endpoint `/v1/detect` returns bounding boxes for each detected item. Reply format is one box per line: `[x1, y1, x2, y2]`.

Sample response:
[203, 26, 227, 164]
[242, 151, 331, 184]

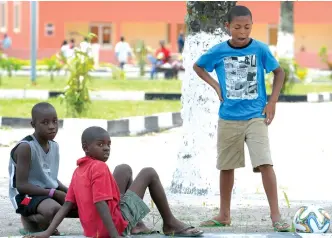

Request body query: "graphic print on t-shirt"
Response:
[223, 54, 258, 100]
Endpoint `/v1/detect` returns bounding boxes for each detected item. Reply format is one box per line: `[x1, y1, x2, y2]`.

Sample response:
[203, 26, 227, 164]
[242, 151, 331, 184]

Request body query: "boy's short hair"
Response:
[31, 102, 56, 122]
[227, 5, 252, 23]
[81, 126, 109, 145]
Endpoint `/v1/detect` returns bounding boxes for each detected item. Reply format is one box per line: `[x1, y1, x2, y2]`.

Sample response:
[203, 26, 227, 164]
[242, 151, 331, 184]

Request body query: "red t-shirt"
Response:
[155, 47, 171, 63]
[66, 156, 128, 238]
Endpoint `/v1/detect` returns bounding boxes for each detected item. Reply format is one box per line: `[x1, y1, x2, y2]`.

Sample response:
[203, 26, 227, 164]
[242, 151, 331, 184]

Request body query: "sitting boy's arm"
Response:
[95, 201, 120, 238]
[39, 201, 74, 237]
[15, 143, 51, 196]
[57, 180, 68, 193]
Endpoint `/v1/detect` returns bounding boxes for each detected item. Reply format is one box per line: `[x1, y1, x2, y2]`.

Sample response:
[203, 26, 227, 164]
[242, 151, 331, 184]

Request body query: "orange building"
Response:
[0, 1, 331, 69]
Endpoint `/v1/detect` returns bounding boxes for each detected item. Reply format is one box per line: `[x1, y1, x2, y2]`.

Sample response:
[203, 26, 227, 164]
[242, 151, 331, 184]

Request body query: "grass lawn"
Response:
[1, 76, 332, 95]
[0, 76, 182, 92]
[0, 99, 181, 119]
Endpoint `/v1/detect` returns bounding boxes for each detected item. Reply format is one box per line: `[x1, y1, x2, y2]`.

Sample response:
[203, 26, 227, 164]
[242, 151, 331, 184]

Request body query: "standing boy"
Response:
[193, 5, 290, 232]
[31, 126, 203, 238]
[8, 102, 77, 235]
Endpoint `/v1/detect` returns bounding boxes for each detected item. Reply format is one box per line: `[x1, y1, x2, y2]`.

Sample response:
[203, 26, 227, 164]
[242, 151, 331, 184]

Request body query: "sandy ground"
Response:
[0, 102, 332, 236]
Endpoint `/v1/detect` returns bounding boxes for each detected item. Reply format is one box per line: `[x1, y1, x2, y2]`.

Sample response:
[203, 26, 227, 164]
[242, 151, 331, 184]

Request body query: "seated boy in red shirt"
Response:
[31, 126, 204, 238]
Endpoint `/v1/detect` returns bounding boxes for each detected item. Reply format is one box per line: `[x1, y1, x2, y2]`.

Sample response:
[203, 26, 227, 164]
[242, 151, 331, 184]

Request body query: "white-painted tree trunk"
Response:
[276, 2, 296, 82]
[170, 30, 230, 196]
[276, 32, 294, 59]
[276, 1, 294, 59]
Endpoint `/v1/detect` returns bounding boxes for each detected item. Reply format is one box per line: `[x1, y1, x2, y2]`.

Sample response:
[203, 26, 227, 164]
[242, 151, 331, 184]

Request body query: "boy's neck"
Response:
[33, 132, 48, 147]
[228, 38, 252, 48]
[84, 155, 107, 162]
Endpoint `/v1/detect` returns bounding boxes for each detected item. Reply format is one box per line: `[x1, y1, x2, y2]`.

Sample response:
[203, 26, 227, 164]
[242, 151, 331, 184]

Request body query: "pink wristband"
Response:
[49, 188, 56, 198]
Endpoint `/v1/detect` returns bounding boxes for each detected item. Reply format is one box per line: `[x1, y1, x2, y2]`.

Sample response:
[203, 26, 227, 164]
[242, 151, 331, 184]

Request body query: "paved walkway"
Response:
[0, 103, 331, 236]
[1, 233, 332, 238]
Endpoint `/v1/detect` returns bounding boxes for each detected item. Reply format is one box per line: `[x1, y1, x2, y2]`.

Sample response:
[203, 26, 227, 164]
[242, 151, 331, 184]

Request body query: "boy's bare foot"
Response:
[21, 216, 41, 233]
[131, 221, 159, 235]
[199, 215, 231, 227]
[163, 219, 203, 237]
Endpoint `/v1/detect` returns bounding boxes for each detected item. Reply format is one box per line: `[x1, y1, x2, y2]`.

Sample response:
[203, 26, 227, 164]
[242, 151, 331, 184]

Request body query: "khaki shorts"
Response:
[216, 118, 273, 172]
[120, 190, 150, 236]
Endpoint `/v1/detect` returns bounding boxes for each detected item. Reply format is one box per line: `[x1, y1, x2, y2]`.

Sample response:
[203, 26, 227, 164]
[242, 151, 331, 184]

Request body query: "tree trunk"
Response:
[170, 1, 236, 196]
[276, 1, 294, 59]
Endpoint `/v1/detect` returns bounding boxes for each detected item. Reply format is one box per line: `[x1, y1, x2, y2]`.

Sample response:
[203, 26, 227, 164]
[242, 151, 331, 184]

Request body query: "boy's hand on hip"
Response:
[262, 102, 276, 125]
[215, 87, 223, 102]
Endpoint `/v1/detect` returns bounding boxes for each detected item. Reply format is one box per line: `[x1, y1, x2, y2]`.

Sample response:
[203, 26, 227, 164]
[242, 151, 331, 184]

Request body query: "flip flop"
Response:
[164, 226, 204, 237]
[131, 230, 160, 235]
[273, 220, 291, 232]
[19, 228, 42, 236]
[199, 219, 231, 227]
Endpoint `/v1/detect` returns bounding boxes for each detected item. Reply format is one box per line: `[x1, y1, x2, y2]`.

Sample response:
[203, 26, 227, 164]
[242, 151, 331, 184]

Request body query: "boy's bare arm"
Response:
[15, 143, 51, 196]
[95, 200, 121, 238]
[36, 201, 74, 238]
[269, 67, 285, 103]
[263, 67, 285, 125]
[193, 63, 223, 101]
[57, 180, 68, 193]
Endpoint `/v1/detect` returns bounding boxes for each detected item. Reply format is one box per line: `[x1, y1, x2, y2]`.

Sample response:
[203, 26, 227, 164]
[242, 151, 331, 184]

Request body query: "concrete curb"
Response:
[1, 89, 332, 102]
[0, 112, 183, 136]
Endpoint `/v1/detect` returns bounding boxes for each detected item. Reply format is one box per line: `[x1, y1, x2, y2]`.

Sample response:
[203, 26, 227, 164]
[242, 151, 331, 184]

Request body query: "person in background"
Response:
[60, 40, 70, 59]
[114, 36, 132, 69]
[155, 40, 170, 64]
[0, 34, 12, 52]
[80, 37, 92, 58]
[177, 31, 185, 53]
[69, 39, 75, 49]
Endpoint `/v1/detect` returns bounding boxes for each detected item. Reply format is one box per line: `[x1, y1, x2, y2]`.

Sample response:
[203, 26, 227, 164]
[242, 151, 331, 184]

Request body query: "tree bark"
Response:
[170, 1, 236, 196]
[276, 1, 294, 58]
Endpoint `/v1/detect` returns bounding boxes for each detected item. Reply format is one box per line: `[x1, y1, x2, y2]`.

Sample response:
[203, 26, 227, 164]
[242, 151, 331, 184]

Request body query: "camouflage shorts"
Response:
[120, 190, 150, 236]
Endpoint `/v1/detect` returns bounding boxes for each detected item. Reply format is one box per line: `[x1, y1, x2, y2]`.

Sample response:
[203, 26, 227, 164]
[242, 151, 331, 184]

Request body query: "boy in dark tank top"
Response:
[8, 102, 77, 235]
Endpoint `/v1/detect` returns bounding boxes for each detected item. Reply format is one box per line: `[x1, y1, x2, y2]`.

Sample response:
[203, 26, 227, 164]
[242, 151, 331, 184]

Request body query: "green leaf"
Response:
[283, 191, 290, 208]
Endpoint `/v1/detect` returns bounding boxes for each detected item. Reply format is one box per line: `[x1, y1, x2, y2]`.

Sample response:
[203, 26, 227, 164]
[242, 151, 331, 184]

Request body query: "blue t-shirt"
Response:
[196, 39, 279, 121]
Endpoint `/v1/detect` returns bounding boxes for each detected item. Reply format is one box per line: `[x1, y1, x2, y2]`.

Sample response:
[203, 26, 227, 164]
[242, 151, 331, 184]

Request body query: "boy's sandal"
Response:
[199, 219, 231, 227]
[273, 220, 291, 232]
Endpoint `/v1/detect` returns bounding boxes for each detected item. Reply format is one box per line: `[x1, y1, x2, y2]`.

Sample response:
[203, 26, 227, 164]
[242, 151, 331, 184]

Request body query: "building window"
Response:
[0, 1, 7, 33]
[89, 24, 112, 47]
[268, 24, 278, 46]
[45, 23, 54, 36]
[13, 1, 21, 33]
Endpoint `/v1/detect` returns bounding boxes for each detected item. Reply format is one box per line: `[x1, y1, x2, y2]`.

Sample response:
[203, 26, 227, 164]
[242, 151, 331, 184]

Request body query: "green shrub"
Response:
[265, 58, 306, 94]
[42, 55, 65, 81]
[59, 33, 96, 117]
[319, 46, 332, 79]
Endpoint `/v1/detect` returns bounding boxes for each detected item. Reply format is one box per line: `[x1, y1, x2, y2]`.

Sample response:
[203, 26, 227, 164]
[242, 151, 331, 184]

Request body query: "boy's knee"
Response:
[141, 167, 158, 179]
[43, 204, 61, 222]
[256, 164, 273, 172]
[115, 164, 133, 176]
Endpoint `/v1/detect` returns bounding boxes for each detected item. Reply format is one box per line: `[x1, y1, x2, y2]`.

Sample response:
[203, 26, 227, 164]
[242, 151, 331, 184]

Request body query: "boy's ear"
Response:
[82, 142, 88, 153]
[30, 120, 35, 128]
[225, 22, 230, 29]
